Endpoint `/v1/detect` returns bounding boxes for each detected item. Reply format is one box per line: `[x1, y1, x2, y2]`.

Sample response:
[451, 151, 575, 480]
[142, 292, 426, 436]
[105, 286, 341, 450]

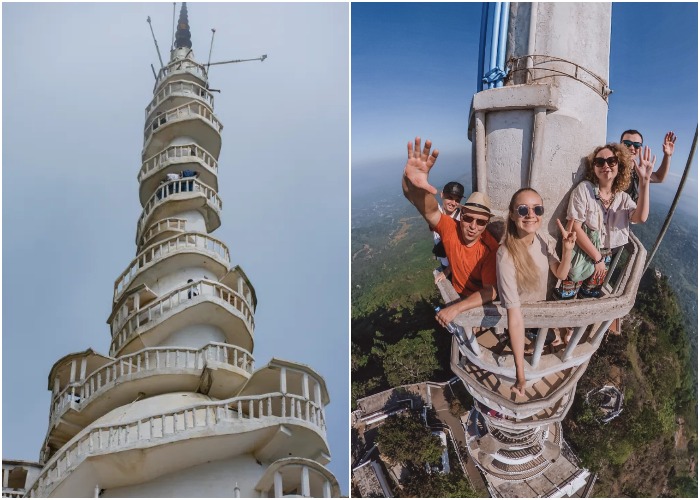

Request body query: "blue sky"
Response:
[2, 2, 349, 493]
[352, 2, 698, 206]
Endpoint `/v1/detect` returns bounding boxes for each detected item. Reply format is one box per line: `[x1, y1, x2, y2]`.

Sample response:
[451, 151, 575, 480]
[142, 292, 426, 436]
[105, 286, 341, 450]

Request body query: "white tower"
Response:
[21, 4, 339, 498]
[438, 3, 646, 496]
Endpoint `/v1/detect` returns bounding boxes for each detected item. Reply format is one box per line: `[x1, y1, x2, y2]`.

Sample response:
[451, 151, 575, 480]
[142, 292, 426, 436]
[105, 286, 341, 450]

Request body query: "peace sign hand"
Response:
[634, 146, 656, 185]
[404, 137, 439, 195]
[662, 131, 677, 157]
[557, 218, 577, 253]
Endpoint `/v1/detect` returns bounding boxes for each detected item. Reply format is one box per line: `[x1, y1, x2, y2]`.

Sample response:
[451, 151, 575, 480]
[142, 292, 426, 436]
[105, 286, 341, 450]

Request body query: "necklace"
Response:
[597, 190, 615, 210]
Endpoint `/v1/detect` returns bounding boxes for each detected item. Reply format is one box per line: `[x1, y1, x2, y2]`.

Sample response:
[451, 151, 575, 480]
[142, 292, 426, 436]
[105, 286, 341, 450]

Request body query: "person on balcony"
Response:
[556, 143, 653, 300]
[181, 169, 200, 191]
[433, 181, 465, 284]
[402, 137, 498, 328]
[165, 172, 180, 196]
[620, 129, 676, 202]
[497, 188, 577, 397]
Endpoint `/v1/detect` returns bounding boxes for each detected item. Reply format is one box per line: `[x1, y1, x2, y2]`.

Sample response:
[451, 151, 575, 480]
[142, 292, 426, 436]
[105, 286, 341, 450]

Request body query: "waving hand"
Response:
[404, 137, 439, 195]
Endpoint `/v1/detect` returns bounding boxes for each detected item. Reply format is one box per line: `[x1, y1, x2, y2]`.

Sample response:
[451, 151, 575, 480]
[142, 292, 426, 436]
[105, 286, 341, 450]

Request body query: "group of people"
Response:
[402, 130, 676, 397]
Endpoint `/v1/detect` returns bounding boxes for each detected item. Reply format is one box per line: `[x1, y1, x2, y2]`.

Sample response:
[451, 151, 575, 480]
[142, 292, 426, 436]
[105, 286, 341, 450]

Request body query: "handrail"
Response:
[154, 58, 208, 91]
[139, 143, 218, 184]
[30, 393, 326, 497]
[49, 342, 255, 429]
[140, 218, 187, 247]
[110, 278, 255, 355]
[144, 100, 222, 140]
[136, 178, 222, 243]
[145, 80, 214, 120]
[114, 232, 229, 303]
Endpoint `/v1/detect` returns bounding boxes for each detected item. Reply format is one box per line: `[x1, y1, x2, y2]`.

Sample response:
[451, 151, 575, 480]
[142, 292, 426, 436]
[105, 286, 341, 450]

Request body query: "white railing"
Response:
[154, 59, 208, 90]
[139, 143, 218, 184]
[144, 100, 222, 142]
[30, 393, 326, 498]
[136, 178, 222, 243]
[110, 279, 255, 355]
[114, 233, 229, 303]
[140, 218, 187, 247]
[145, 80, 214, 120]
[49, 342, 254, 430]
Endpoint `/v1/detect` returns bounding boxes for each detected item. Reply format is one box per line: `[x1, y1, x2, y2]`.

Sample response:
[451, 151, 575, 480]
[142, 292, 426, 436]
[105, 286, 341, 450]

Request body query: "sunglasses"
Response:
[622, 139, 643, 149]
[516, 204, 544, 217]
[461, 214, 489, 227]
[593, 156, 619, 167]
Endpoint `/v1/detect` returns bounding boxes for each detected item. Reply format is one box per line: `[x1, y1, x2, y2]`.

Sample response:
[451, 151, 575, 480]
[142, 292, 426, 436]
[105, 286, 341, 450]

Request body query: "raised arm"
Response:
[402, 137, 442, 228]
[631, 146, 654, 223]
[650, 131, 676, 183]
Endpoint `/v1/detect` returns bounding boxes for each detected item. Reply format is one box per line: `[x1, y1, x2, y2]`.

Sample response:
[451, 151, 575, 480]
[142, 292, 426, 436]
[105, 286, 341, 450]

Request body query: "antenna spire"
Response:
[174, 2, 192, 49]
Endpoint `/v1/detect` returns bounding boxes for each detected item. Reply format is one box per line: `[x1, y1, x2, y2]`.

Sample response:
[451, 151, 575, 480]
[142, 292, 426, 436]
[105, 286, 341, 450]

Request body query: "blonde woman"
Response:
[497, 188, 576, 397]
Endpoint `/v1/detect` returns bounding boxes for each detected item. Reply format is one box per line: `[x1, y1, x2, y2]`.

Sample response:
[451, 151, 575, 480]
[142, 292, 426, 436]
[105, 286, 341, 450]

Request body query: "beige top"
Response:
[568, 180, 637, 249]
[496, 232, 560, 309]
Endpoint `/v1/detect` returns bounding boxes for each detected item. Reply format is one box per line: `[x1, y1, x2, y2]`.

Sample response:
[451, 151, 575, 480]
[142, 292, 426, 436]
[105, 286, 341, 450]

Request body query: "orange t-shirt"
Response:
[433, 214, 498, 296]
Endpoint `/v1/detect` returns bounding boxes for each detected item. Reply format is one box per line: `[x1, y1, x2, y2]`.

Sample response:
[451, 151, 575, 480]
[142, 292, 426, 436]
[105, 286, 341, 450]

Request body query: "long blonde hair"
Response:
[503, 188, 541, 293]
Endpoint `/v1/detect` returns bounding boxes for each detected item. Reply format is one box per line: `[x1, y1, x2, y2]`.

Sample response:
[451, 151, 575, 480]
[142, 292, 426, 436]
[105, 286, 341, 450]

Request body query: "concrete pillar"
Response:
[53, 378, 60, 397]
[323, 479, 331, 498]
[3, 467, 10, 488]
[302, 373, 309, 399]
[301, 466, 310, 497]
[273, 471, 283, 498]
[69, 359, 77, 383]
[279, 367, 287, 393]
[80, 358, 88, 381]
[237, 276, 244, 295]
[314, 381, 322, 405]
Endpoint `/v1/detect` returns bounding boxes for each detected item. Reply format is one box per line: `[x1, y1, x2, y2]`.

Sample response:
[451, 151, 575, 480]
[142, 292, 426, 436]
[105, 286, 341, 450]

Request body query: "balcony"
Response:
[28, 393, 330, 498]
[110, 279, 255, 357]
[440, 233, 646, 418]
[44, 342, 255, 459]
[138, 143, 218, 206]
[143, 101, 223, 160]
[139, 218, 187, 248]
[114, 233, 229, 304]
[153, 58, 208, 93]
[255, 458, 341, 497]
[145, 80, 214, 123]
[2, 461, 42, 499]
[135, 179, 222, 247]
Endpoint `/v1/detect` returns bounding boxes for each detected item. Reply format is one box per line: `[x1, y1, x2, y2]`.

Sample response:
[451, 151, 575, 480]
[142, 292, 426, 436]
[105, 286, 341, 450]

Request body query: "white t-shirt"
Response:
[568, 180, 637, 249]
[496, 232, 560, 309]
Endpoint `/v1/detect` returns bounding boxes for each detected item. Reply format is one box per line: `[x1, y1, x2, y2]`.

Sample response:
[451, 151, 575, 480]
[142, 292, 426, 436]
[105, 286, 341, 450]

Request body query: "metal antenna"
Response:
[171, 3, 176, 50]
[208, 54, 268, 67]
[147, 16, 165, 70]
[150, 64, 158, 81]
[206, 28, 216, 73]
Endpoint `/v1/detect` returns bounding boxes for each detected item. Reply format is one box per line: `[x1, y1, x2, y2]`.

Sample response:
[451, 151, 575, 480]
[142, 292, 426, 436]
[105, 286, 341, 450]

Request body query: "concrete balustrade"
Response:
[140, 218, 188, 248]
[110, 279, 255, 355]
[113, 233, 229, 303]
[146, 80, 214, 120]
[145, 100, 222, 140]
[139, 144, 218, 184]
[135, 178, 222, 244]
[48, 342, 255, 430]
[438, 233, 645, 417]
[154, 58, 208, 90]
[29, 393, 327, 498]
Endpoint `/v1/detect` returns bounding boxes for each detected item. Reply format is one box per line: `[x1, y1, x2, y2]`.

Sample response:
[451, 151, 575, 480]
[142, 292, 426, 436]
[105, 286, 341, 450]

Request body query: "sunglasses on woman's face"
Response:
[593, 156, 619, 167]
[516, 204, 544, 217]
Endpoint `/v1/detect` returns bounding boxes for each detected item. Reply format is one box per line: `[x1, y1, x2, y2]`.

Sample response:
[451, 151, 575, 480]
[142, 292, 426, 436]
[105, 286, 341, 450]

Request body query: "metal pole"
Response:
[171, 3, 176, 50]
[147, 16, 165, 70]
[206, 28, 216, 73]
[644, 125, 698, 273]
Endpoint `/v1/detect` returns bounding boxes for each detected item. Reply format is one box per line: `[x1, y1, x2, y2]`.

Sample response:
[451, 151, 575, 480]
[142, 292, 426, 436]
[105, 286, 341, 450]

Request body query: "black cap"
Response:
[442, 181, 465, 198]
